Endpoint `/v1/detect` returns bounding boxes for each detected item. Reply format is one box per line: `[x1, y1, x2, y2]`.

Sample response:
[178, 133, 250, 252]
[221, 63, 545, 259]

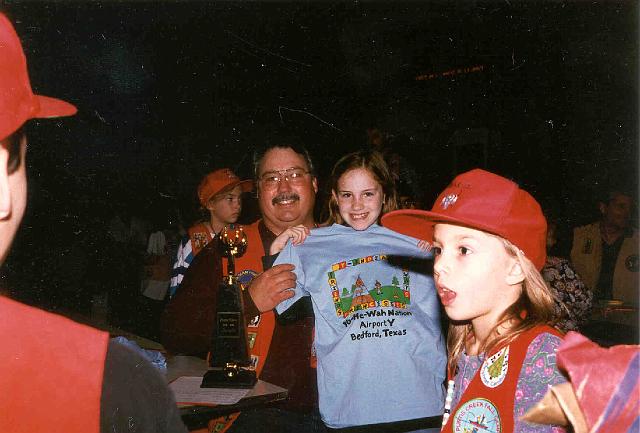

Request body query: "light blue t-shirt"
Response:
[274, 223, 446, 429]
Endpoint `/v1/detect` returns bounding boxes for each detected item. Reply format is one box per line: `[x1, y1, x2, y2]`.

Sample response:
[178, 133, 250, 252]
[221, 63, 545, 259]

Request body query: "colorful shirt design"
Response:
[274, 223, 446, 429]
[328, 255, 412, 318]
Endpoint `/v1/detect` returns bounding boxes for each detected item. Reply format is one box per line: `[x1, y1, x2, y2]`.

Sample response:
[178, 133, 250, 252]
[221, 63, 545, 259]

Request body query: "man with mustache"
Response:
[229, 140, 321, 433]
[162, 137, 321, 432]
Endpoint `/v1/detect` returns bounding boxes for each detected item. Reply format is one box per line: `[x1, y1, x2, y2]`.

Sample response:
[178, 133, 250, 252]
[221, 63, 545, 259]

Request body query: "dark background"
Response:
[1, 1, 637, 326]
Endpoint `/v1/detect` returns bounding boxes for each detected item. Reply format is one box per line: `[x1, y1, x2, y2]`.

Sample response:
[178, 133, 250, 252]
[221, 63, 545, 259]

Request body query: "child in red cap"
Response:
[169, 168, 252, 297]
[0, 12, 187, 433]
[382, 168, 567, 433]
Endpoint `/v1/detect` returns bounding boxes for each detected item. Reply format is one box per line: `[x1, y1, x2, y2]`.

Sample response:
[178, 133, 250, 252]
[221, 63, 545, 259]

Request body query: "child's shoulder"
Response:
[527, 330, 563, 355]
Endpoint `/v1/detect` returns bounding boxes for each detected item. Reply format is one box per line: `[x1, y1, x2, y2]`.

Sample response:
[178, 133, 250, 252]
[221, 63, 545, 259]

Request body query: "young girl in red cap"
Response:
[382, 169, 566, 433]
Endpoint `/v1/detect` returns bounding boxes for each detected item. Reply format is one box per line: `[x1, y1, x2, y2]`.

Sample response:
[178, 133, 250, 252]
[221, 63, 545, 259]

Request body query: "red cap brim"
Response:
[381, 210, 435, 241]
[382, 208, 512, 243]
[34, 94, 77, 119]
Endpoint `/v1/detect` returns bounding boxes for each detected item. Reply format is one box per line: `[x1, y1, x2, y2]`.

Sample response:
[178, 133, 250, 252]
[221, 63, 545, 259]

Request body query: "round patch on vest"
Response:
[236, 269, 259, 290]
[625, 254, 638, 272]
[453, 398, 502, 433]
[480, 346, 509, 388]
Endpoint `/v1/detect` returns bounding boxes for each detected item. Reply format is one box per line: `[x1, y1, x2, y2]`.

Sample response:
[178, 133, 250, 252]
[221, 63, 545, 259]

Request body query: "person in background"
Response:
[0, 13, 186, 433]
[542, 219, 593, 332]
[269, 150, 446, 432]
[169, 168, 252, 297]
[367, 127, 423, 210]
[570, 187, 638, 304]
[383, 169, 567, 433]
[139, 211, 175, 340]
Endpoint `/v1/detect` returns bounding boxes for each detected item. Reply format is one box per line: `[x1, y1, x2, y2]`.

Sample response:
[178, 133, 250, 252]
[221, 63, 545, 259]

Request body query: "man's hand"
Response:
[248, 263, 297, 312]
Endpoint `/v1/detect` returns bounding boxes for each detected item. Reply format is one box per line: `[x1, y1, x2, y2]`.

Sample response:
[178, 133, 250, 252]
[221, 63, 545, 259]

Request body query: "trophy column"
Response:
[201, 225, 257, 388]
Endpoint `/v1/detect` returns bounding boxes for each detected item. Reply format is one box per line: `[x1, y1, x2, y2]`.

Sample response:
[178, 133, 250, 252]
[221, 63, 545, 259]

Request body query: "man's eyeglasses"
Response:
[259, 168, 310, 188]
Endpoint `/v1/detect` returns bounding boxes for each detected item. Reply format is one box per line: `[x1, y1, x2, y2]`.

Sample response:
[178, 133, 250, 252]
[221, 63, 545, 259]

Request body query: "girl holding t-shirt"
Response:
[272, 150, 446, 432]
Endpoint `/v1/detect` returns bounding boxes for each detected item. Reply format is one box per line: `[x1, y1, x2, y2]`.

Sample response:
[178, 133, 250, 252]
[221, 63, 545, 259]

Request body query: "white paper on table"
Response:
[169, 376, 251, 406]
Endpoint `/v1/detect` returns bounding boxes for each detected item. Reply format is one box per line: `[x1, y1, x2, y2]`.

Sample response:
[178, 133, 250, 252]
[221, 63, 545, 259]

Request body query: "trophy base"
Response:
[200, 367, 257, 389]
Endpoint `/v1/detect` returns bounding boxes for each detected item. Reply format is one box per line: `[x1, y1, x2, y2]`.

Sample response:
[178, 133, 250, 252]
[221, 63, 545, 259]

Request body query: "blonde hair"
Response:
[325, 150, 397, 225]
[446, 235, 557, 376]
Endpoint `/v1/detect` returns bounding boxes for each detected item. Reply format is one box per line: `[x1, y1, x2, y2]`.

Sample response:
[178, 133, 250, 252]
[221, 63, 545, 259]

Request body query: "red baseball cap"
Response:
[197, 168, 253, 206]
[382, 168, 547, 269]
[0, 13, 77, 141]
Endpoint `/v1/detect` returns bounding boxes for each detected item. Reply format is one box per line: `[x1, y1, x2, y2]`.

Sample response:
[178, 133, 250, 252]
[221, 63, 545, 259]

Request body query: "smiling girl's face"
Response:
[333, 167, 384, 231]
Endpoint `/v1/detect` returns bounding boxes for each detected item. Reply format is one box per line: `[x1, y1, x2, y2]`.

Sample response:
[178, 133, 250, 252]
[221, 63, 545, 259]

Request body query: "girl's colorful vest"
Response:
[442, 325, 562, 433]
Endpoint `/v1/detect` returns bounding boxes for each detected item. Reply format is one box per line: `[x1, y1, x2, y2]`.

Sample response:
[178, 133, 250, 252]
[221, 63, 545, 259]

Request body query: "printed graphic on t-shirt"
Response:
[328, 253, 412, 318]
[453, 398, 502, 433]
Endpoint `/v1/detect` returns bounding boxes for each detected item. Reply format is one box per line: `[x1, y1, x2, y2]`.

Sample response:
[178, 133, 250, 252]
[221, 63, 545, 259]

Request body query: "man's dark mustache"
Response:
[272, 193, 300, 205]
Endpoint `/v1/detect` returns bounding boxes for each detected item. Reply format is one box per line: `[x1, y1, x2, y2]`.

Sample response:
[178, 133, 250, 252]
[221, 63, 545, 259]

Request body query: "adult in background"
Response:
[162, 137, 322, 433]
[570, 187, 638, 305]
[0, 13, 186, 433]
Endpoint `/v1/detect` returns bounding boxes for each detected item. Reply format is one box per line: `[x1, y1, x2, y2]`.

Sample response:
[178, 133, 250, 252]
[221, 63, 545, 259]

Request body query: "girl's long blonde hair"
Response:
[446, 236, 557, 376]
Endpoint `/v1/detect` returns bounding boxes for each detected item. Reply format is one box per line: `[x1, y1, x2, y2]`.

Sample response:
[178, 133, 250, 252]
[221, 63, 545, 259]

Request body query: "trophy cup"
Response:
[201, 225, 257, 388]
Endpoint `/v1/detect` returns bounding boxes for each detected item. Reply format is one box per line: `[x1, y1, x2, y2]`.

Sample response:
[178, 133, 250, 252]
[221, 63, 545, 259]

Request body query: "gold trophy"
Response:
[201, 225, 257, 388]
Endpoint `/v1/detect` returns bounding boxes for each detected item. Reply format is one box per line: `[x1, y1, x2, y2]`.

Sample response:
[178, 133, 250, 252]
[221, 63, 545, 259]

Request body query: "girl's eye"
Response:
[340, 192, 352, 199]
[459, 246, 471, 255]
[364, 191, 374, 197]
[432, 246, 442, 256]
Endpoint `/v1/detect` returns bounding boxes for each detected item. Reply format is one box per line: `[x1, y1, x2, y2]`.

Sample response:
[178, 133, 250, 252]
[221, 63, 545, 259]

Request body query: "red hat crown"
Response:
[197, 168, 252, 206]
[382, 169, 547, 269]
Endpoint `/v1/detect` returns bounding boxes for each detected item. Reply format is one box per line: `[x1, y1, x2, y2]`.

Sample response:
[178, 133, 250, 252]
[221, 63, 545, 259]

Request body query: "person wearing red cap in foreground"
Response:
[0, 13, 187, 433]
[382, 169, 567, 433]
[168, 168, 252, 298]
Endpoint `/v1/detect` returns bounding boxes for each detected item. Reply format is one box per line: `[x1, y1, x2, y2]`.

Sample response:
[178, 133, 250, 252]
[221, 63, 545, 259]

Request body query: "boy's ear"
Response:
[506, 259, 525, 286]
[0, 145, 11, 219]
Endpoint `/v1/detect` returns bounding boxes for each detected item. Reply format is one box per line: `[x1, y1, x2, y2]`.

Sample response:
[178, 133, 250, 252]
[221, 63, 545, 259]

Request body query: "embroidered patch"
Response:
[453, 398, 502, 433]
[247, 314, 261, 328]
[249, 355, 259, 371]
[441, 193, 458, 209]
[193, 232, 209, 249]
[237, 269, 259, 290]
[480, 346, 509, 388]
[625, 254, 639, 272]
[247, 332, 257, 349]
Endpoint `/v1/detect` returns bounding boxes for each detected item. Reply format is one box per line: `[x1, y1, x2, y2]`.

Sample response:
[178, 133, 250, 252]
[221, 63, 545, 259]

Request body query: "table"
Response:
[167, 356, 288, 431]
[582, 302, 639, 346]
